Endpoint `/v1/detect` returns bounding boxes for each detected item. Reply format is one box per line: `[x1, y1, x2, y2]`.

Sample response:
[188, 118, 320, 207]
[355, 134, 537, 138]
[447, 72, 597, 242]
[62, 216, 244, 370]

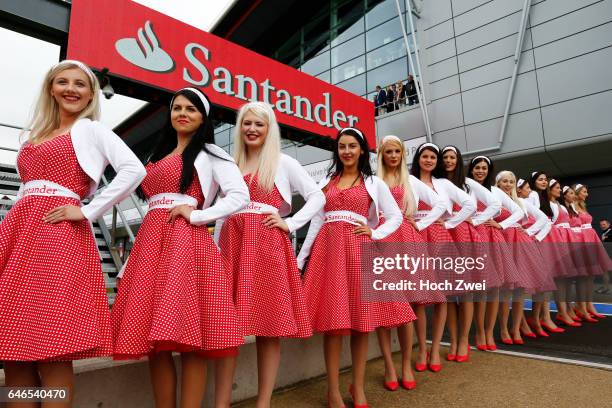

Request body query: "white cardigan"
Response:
[465, 178, 501, 226]
[408, 175, 448, 231]
[431, 177, 476, 229]
[296, 175, 402, 270]
[520, 198, 552, 241]
[213, 153, 325, 241]
[491, 186, 525, 229]
[189, 145, 250, 226]
[16, 118, 146, 221]
[527, 190, 540, 207]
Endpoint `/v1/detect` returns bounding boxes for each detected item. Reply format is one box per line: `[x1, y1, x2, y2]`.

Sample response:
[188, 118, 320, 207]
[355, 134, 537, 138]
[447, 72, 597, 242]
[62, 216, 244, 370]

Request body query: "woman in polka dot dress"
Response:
[215, 102, 324, 407]
[515, 178, 556, 338]
[441, 145, 491, 363]
[0, 60, 145, 401]
[571, 184, 611, 320]
[527, 172, 567, 332]
[298, 128, 402, 408]
[466, 157, 511, 351]
[112, 88, 248, 407]
[494, 170, 552, 345]
[373, 135, 420, 392]
[409, 143, 461, 373]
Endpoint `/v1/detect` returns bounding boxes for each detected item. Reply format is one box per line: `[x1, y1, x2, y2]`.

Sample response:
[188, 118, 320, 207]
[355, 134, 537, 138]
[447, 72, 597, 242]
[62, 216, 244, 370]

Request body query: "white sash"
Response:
[235, 201, 279, 215]
[21, 180, 80, 200]
[324, 210, 367, 226]
[581, 223, 593, 230]
[147, 193, 198, 211]
[555, 222, 571, 228]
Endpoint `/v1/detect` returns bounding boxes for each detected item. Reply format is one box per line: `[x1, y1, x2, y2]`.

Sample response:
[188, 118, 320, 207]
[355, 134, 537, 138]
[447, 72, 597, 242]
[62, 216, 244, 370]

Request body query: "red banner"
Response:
[67, 0, 376, 146]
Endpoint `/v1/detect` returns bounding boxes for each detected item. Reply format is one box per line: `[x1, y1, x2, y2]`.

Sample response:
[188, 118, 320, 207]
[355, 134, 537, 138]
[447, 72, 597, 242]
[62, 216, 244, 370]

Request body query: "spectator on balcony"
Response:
[407, 75, 420, 106]
[386, 85, 395, 113]
[396, 80, 407, 108]
[375, 85, 387, 116]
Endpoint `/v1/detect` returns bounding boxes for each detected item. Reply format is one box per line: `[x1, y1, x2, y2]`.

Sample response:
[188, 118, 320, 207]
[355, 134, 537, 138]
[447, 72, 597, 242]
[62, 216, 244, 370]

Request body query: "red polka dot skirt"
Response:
[218, 174, 312, 338]
[473, 201, 512, 291]
[369, 186, 417, 327]
[111, 155, 243, 359]
[304, 179, 413, 334]
[494, 207, 555, 293]
[0, 134, 112, 361]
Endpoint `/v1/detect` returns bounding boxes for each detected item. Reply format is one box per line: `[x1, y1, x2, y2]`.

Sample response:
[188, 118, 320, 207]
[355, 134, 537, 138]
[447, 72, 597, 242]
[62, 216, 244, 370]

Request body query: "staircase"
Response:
[0, 164, 119, 304]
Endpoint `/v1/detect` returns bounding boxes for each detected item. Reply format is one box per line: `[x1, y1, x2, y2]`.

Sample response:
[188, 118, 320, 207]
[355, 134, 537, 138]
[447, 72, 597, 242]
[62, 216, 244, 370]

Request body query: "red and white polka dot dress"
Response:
[577, 211, 611, 275]
[370, 185, 417, 325]
[0, 134, 112, 361]
[568, 213, 602, 276]
[303, 178, 411, 333]
[379, 186, 437, 306]
[446, 202, 498, 291]
[111, 155, 243, 359]
[473, 201, 515, 287]
[218, 174, 312, 338]
[494, 207, 550, 293]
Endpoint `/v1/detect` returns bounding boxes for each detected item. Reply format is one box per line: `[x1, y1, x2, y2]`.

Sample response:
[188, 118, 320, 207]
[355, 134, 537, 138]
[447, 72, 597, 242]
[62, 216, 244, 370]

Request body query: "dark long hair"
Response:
[410, 143, 444, 179]
[137, 89, 223, 200]
[467, 156, 494, 191]
[529, 171, 553, 217]
[441, 145, 469, 193]
[562, 187, 579, 217]
[327, 128, 374, 179]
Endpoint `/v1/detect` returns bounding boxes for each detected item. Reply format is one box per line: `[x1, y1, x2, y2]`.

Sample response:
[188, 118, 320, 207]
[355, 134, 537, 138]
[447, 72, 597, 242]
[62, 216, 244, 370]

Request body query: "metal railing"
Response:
[96, 176, 146, 273]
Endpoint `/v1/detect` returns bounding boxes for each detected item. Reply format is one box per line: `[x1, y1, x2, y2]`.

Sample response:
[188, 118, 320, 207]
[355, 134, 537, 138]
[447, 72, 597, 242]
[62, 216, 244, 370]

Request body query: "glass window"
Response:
[366, 16, 402, 52]
[331, 55, 365, 83]
[366, 37, 406, 70]
[331, 34, 364, 67]
[366, 0, 405, 30]
[366, 57, 408, 92]
[215, 128, 231, 147]
[335, 74, 366, 97]
[316, 70, 331, 83]
[331, 17, 364, 47]
[301, 50, 330, 76]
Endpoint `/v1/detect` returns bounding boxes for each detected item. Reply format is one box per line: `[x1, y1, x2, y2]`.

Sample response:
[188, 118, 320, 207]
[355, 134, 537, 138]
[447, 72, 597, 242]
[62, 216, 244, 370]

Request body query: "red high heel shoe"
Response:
[571, 314, 582, 322]
[446, 353, 456, 361]
[575, 310, 598, 323]
[476, 343, 488, 351]
[401, 379, 417, 390]
[383, 380, 398, 391]
[348, 384, 368, 408]
[415, 352, 428, 372]
[555, 316, 582, 327]
[520, 328, 537, 338]
[487, 343, 497, 351]
[427, 353, 442, 373]
[455, 345, 470, 363]
[540, 320, 565, 333]
[590, 311, 605, 319]
[512, 337, 524, 345]
[501, 337, 513, 345]
[526, 318, 548, 337]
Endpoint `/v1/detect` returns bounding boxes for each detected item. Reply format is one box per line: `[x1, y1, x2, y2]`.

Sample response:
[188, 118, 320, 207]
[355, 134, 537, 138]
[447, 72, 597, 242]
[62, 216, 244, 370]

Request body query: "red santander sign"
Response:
[67, 0, 376, 146]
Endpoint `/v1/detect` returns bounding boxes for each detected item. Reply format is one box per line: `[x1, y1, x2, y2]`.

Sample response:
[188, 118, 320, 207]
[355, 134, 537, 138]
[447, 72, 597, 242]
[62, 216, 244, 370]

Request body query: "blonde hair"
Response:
[496, 170, 524, 210]
[377, 136, 416, 216]
[25, 60, 101, 143]
[233, 102, 280, 192]
[573, 184, 587, 212]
